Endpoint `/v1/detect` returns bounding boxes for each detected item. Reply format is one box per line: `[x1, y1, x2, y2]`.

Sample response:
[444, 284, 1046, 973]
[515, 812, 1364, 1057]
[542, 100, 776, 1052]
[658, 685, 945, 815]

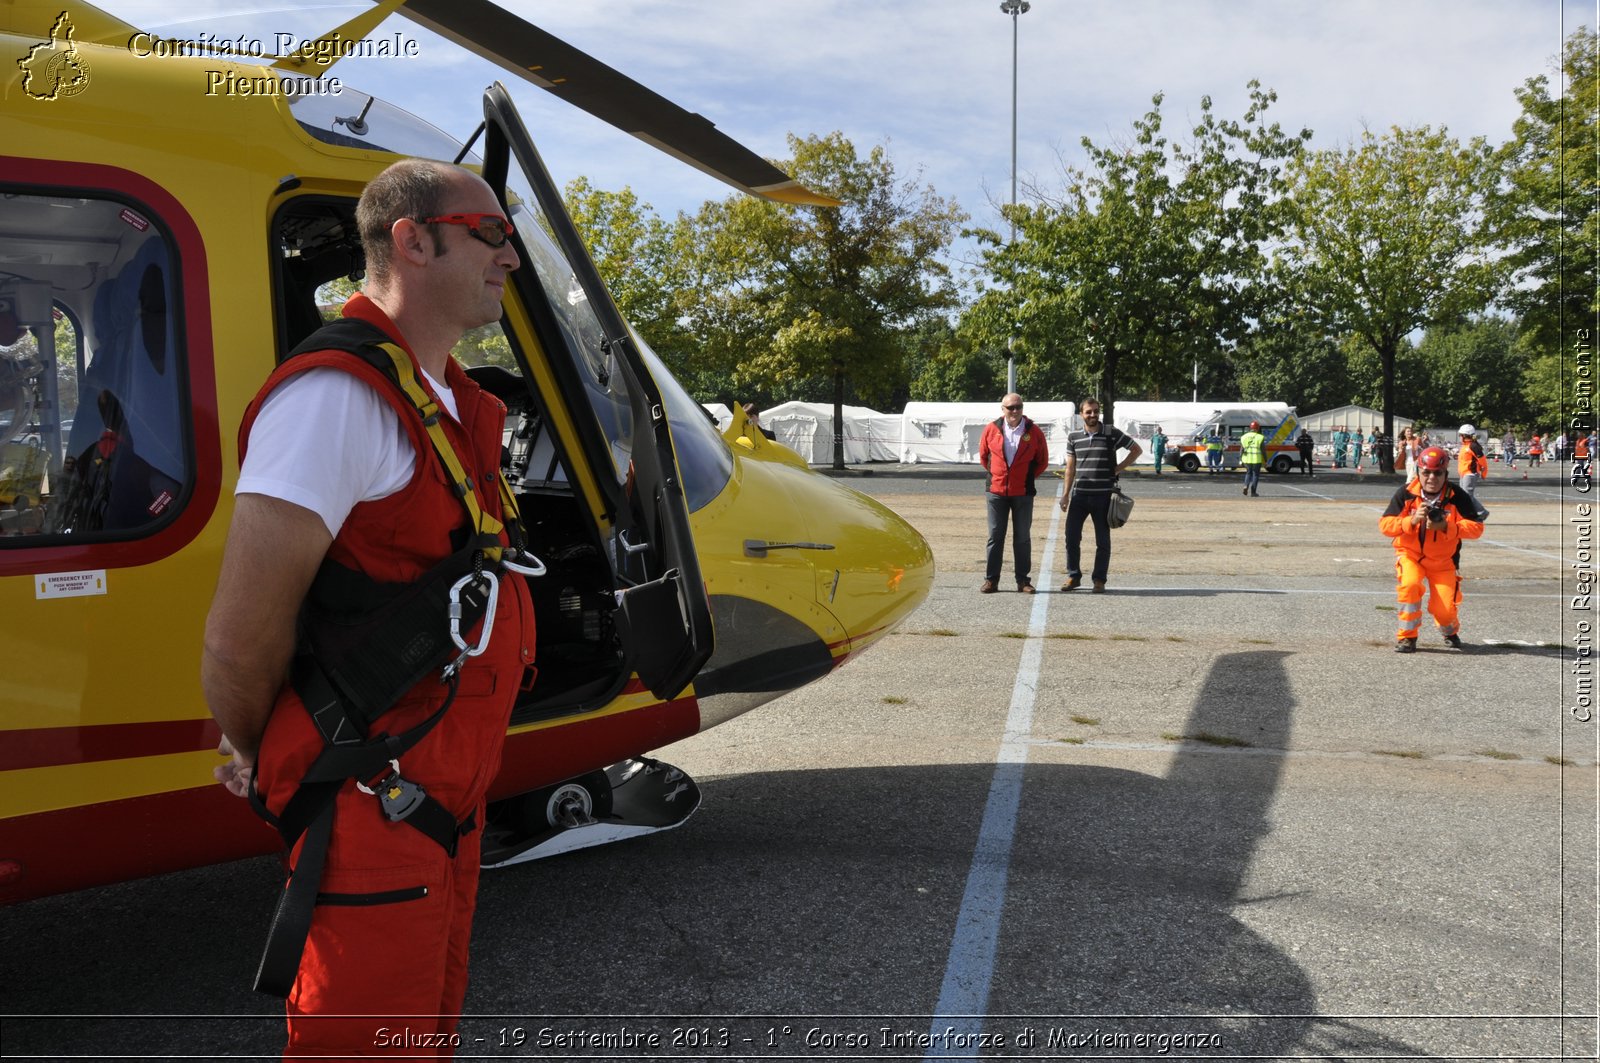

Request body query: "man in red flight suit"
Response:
[203, 159, 532, 1057]
[978, 393, 1050, 594]
[1379, 445, 1488, 653]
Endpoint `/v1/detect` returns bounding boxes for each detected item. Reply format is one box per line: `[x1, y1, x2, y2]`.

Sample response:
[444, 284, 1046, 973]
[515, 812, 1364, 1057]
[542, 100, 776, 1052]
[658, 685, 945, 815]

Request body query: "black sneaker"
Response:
[1443, 634, 1462, 649]
[1395, 638, 1417, 654]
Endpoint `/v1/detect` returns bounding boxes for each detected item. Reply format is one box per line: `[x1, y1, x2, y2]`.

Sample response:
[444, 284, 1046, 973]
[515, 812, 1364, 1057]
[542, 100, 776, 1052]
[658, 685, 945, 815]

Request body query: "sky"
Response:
[105, 0, 1594, 242]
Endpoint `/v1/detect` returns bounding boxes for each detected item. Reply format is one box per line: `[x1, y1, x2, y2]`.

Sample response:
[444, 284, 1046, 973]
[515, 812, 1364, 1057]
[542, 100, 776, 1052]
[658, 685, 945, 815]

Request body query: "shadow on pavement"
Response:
[2, 655, 1432, 1060]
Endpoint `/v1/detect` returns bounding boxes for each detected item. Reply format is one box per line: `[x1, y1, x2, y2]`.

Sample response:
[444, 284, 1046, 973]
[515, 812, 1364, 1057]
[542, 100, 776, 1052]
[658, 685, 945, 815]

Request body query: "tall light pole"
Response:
[1000, 0, 1029, 394]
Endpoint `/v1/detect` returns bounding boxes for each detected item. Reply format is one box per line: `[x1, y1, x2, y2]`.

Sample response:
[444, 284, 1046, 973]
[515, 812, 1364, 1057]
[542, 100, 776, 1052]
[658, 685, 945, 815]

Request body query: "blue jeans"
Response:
[986, 493, 1035, 586]
[1065, 491, 1112, 583]
[1243, 462, 1262, 495]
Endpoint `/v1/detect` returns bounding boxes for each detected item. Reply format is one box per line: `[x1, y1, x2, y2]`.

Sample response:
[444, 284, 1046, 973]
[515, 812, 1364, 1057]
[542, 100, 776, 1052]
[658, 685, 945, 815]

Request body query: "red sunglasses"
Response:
[420, 212, 515, 248]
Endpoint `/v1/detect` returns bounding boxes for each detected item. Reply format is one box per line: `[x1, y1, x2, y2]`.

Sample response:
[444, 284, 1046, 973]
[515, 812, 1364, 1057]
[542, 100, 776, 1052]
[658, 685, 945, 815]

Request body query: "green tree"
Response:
[1230, 309, 1352, 413]
[1342, 331, 1423, 416]
[677, 133, 966, 467]
[1280, 125, 1501, 436]
[1493, 26, 1598, 436]
[965, 83, 1309, 423]
[562, 177, 688, 356]
[1414, 316, 1530, 430]
[905, 319, 1005, 403]
[1519, 327, 1568, 430]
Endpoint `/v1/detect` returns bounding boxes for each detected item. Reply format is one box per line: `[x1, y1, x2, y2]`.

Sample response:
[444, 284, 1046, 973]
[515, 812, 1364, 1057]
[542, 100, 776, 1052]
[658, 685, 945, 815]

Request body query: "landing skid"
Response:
[480, 757, 701, 868]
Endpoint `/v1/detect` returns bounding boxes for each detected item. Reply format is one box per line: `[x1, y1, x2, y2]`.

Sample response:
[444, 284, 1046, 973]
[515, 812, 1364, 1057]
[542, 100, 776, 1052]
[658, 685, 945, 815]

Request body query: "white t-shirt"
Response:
[236, 365, 457, 538]
[1002, 418, 1024, 465]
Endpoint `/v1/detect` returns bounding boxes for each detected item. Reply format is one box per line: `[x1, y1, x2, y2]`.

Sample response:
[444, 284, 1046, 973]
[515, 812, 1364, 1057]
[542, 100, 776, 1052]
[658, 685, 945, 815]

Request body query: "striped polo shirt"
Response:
[1066, 424, 1133, 494]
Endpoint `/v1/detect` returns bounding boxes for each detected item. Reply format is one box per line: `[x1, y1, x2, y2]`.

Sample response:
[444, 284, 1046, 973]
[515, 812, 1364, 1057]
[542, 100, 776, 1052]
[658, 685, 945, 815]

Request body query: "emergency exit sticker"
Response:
[36, 570, 107, 599]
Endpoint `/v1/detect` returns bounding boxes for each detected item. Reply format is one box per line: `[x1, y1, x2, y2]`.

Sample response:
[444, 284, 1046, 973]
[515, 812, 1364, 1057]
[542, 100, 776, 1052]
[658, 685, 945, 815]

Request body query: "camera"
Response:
[1426, 504, 1446, 524]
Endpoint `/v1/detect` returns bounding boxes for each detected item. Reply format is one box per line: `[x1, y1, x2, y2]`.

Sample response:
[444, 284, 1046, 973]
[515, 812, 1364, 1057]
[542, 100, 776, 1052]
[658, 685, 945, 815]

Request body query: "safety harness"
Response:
[250, 318, 543, 998]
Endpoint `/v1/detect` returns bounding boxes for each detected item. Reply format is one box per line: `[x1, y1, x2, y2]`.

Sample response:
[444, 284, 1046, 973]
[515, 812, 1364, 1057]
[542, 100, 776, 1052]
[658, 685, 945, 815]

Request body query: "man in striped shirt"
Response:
[1058, 398, 1141, 593]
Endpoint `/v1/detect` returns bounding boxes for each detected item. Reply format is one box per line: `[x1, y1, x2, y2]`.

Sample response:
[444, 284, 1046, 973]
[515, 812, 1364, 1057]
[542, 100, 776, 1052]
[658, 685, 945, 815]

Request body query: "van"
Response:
[1164, 406, 1302, 474]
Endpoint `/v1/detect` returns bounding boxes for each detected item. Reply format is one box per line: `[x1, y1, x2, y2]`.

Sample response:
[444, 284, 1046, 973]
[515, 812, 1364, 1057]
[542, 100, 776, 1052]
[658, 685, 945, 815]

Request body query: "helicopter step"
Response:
[479, 757, 701, 868]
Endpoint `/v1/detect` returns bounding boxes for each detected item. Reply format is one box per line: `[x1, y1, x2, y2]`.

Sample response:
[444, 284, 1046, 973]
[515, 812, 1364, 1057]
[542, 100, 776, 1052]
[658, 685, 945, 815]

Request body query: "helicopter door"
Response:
[480, 84, 713, 701]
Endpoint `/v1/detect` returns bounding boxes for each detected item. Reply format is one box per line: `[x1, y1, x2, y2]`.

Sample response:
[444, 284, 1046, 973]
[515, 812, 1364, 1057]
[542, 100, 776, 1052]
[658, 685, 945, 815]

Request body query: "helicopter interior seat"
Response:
[59, 238, 184, 532]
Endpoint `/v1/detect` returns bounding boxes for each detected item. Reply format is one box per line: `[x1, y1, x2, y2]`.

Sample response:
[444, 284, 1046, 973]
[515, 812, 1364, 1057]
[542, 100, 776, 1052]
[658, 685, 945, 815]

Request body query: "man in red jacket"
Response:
[978, 393, 1050, 593]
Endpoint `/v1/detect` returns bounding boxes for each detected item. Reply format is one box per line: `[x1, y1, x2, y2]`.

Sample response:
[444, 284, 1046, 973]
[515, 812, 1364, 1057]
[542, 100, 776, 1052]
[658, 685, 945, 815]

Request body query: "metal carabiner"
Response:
[444, 570, 499, 677]
[499, 548, 547, 578]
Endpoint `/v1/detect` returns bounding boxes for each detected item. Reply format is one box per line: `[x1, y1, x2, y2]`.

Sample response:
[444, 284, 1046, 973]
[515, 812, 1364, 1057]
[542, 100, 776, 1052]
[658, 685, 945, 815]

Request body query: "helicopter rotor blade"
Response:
[392, 0, 840, 207]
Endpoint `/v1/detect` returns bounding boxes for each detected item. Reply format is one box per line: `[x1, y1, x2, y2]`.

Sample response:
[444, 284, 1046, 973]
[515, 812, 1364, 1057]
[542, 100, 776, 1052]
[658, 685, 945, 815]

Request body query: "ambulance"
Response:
[1164, 405, 1302, 474]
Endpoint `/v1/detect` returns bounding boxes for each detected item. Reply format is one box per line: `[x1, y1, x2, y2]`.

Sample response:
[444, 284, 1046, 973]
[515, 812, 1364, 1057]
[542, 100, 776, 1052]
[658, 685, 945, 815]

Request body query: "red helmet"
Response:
[1248, 420, 1260, 430]
[1417, 446, 1449, 472]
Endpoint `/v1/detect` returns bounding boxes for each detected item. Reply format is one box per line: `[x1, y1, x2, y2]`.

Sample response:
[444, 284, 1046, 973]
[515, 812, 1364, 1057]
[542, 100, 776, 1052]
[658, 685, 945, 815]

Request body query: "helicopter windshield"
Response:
[290, 89, 481, 164]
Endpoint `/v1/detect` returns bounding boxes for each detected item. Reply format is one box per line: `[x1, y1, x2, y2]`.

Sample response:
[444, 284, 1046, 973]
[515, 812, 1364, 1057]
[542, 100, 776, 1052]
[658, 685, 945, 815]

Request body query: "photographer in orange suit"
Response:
[1378, 445, 1487, 654]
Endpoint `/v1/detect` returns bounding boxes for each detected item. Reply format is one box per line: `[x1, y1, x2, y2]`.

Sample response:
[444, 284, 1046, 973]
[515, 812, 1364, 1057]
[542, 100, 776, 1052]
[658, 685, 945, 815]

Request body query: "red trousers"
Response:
[282, 785, 484, 1061]
[1395, 555, 1461, 639]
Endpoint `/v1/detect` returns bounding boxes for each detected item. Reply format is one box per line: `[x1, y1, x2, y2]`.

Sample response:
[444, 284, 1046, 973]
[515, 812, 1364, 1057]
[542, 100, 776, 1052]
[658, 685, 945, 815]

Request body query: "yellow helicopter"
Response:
[0, 0, 934, 905]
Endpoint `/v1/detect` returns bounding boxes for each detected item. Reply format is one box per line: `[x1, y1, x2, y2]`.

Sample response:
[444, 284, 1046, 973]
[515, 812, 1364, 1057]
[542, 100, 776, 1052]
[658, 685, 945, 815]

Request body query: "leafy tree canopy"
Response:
[1280, 124, 1501, 433]
[676, 132, 967, 465]
[965, 82, 1308, 423]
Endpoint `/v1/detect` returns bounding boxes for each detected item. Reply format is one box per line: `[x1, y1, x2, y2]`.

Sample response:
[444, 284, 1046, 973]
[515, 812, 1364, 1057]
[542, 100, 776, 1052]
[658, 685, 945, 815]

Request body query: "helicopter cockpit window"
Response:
[0, 189, 191, 542]
[498, 159, 731, 511]
[501, 173, 637, 485]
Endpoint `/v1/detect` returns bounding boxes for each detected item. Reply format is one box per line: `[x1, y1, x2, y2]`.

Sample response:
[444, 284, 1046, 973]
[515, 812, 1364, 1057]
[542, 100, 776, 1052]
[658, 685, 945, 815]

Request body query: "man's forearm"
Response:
[202, 494, 332, 764]
[201, 643, 288, 763]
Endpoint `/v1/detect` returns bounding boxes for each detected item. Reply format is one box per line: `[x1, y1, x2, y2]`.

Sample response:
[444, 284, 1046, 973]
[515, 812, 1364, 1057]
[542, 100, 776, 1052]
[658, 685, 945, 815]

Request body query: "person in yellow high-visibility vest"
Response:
[1205, 430, 1224, 474]
[1239, 421, 1266, 497]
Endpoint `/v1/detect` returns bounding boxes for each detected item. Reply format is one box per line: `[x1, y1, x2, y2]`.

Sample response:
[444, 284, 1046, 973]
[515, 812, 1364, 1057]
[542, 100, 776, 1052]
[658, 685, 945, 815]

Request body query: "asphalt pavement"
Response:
[2, 460, 1595, 1061]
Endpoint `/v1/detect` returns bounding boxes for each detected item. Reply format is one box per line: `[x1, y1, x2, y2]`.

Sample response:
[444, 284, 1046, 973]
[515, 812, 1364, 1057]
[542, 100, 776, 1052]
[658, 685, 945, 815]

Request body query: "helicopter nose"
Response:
[691, 458, 933, 729]
[797, 474, 935, 660]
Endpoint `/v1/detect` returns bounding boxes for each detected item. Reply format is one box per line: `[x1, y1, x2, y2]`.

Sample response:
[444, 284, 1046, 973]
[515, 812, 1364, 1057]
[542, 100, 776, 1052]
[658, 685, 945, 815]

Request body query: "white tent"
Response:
[899, 402, 1083, 464]
[762, 400, 901, 463]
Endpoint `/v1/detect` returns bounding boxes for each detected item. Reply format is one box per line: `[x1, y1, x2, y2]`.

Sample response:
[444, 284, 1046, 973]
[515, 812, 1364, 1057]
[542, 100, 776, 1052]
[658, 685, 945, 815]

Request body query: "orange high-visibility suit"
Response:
[1379, 479, 1487, 640]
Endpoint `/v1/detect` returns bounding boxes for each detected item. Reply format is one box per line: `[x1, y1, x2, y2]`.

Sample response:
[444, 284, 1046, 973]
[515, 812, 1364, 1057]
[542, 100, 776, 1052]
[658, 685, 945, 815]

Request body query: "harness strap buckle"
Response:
[355, 758, 402, 796]
[355, 759, 428, 823]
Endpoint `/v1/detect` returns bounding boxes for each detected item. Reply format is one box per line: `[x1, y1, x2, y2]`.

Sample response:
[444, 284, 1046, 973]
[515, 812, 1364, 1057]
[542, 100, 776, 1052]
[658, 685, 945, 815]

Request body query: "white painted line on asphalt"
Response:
[1476, 537, 1565, 562]
[1280, 483, 1342, 501]
[924, 482, 1063, 1055]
